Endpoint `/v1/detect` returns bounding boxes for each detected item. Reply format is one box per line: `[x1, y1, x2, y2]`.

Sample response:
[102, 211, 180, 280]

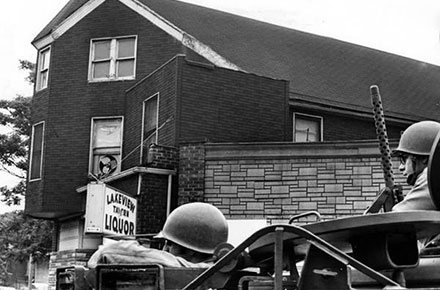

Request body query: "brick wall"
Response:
[124, 57, 179, 169]
[202, 141, 408, 224]
[137, 173, 170, 234]
[178, 143, 206, 204]
[27, 0, 186, 218]
[137, 144, 179, 233]
[145, 144, 179, 169]
[179, 60, 289, 143]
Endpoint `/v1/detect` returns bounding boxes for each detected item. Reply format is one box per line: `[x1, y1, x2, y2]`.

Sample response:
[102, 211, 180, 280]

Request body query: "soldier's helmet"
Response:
[392, 121, 440, 157]
[158, 202, 228, 254]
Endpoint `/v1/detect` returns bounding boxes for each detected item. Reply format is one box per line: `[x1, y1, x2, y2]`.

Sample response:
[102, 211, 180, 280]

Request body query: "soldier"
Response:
[88, 202, 229, 268]
[391, 120, 440, 211]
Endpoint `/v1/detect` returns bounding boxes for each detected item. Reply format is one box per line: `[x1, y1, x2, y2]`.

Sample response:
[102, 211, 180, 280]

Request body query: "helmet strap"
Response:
[406, 156, 428, 186]
[406, 173, 418, 186]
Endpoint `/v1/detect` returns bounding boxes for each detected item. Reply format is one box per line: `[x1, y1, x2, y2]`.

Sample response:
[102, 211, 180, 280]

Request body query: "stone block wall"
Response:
[203, 141, 407, 224]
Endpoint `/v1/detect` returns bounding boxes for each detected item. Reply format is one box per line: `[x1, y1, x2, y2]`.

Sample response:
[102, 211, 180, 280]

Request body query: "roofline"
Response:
[289, 96, 415, 125]
[121, 0, 241, 70]
[204, 139, 400, 161]
[32, 0, 105, 49]
[32, 0, 241, 71]
[289, 91, 426, 124]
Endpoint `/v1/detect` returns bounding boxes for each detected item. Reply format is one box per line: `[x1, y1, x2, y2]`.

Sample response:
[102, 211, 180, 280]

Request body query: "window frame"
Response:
[88, 35, 137, 82]
[29, 121, 45, 181]
[36, 46, 51, 91]
[293, 112, 323, 142]
[140, 93, 159, 163]
[88, 116, 124, 177]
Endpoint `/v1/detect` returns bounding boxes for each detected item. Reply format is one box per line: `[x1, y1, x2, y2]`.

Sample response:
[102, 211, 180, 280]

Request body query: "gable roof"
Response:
[33, 0, 440, 123]
[33, 0, 89, 42]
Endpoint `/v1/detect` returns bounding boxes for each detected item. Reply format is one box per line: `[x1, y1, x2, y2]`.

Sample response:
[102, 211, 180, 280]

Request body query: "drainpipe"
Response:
[167, 174, 172, 216]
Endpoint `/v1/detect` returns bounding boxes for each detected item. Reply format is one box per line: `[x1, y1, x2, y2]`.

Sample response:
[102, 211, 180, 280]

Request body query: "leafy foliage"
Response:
[18, 60, 36, 85]
[0, 96, 32, 170]
[0, 181, 25, 206]
[0, 211, 53, 284]
[0, 60, 34, 205]
[0, 61, 52, 286]
[0, 96, 32, 205]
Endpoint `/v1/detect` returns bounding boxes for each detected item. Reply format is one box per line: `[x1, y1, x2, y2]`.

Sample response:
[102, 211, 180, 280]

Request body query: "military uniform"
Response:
[392, 168, 437, 211]
[88, 202, 228, 268]
[87, 240, 213, 268]
[391, 121, 440, 212]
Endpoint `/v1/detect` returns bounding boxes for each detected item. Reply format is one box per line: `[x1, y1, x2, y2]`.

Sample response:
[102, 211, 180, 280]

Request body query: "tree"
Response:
[0, 60, 33, 205]
[0, 61, 54, 287]
[0, 211, 53, 285]
[18, 60, 36, 85]
[0, 96, 31, 205]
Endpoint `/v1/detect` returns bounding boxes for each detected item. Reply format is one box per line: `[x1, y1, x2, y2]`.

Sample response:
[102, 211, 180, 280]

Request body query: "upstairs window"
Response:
[36, 47, 51, 91]
[29, 122, 45, 181]
[293, 113, 323, 142]
[142, 94, 159, 152]
[89, 36, 137, 82]
[90, 117, 123, 178]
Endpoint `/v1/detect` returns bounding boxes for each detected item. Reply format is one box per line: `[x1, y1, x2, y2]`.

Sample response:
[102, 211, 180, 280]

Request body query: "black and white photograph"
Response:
[1, 1, 440, 289]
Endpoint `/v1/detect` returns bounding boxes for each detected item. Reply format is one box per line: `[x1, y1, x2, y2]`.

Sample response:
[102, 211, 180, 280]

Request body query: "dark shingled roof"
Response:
[33, 0, 440, 122]
[33, 0, 89, 42]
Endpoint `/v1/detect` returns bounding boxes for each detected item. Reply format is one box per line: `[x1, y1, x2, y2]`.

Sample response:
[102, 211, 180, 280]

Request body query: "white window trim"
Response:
[140, 93, 160, 163]
[36, 46, 51, 91]
[88, 116, 124, 176]
[88, 35, 137, 82]
[293, 112, 323, 142]
[29, 121, 45, 182]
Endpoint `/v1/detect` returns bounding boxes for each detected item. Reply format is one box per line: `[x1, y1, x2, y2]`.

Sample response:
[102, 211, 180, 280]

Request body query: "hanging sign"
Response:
[85, 183, 137, 236]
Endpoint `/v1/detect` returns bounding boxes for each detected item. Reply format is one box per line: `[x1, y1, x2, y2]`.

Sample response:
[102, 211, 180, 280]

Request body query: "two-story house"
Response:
[26, 0, 440, 282]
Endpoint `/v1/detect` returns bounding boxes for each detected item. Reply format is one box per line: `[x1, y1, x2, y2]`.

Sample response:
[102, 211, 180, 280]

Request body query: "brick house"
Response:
[26, 0, 440, 283]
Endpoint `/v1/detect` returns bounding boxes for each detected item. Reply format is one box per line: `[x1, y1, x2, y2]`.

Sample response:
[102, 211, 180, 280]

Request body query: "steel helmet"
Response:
[392, 121, 440, 156]
[158, 202, 228, 254]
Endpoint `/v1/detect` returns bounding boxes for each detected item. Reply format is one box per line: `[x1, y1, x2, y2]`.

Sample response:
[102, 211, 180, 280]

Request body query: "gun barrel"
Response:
[370, 85, 394, 189]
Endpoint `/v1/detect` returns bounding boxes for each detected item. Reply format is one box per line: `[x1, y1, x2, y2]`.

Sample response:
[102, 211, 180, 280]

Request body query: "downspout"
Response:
[167, 174, 172, 216]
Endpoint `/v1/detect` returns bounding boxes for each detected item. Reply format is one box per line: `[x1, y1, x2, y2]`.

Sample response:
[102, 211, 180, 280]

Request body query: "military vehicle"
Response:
[56, 87, 440, 289]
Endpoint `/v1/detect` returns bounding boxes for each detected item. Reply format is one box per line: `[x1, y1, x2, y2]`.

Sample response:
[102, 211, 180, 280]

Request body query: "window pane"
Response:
[91, 118, 122, 177]
[39, 71, 48, 89]
[116, 60, 134, 77]
[143, 96, 158, 146]
[89, 37, 137, 81]
[295, 117, 320, 142]
[93, 61, 111, 78]
[93, 40, 111, 60]
[41, 49, 50, 70]
[37, 48, 50, 90]
[117, 38, 135, 58]
[93, 119, 122, 148]
[144, 97, 158, 133]
[40, 52, 46, 69]
[30, 123, 44, 180]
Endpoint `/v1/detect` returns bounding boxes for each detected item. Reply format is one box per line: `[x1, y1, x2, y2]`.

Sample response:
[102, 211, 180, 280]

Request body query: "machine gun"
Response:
[364, 85, 402, 213]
